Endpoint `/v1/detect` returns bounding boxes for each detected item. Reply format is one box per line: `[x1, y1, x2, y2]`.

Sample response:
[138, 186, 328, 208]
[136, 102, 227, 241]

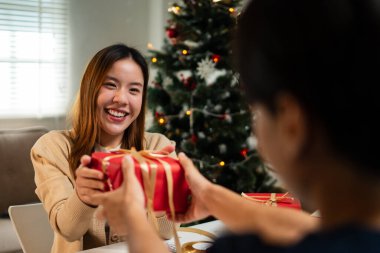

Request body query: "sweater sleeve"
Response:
[144, 132, 177, 158]
[31, 131, 96, 242]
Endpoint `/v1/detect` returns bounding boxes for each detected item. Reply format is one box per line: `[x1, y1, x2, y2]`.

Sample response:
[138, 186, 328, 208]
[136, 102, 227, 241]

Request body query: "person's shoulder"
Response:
[144, 132, 175, 150]
[33, 129, 73, 152]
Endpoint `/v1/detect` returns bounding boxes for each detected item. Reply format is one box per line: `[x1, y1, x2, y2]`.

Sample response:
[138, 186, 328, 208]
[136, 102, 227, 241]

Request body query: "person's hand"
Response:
[92, 155, 146, 235]
[154, 144, 175, 155]
[75, 155, 105, 207]
[172, 152, 213, 223]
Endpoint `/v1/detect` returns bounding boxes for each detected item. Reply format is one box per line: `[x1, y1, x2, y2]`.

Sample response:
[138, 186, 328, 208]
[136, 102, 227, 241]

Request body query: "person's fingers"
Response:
[80, 155, 92, 166]
[158, 145, 175, 154]
[76, 178, 104, 191]
[76, 186, 103, 197]
[76, 167, 103, 180]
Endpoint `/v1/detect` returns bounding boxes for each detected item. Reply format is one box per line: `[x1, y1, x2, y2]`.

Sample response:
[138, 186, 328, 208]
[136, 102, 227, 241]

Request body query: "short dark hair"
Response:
[236, 0, 380, 173]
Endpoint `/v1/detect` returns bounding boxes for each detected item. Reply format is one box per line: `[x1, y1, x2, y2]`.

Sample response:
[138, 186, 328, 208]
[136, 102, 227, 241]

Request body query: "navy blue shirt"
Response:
[208, 225, 380, 253]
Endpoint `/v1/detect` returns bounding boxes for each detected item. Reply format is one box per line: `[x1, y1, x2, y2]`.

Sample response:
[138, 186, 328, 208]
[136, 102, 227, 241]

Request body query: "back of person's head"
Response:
[69, 43, 148, 171]
[236, 0, 380, 175]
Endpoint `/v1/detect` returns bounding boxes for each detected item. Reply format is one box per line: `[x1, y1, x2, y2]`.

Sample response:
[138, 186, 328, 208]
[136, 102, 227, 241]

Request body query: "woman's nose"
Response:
[113, 89, 128, 104]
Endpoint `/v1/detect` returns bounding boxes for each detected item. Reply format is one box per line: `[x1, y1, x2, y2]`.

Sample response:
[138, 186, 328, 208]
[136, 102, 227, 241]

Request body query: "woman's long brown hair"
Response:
[68, 44, 149, 173]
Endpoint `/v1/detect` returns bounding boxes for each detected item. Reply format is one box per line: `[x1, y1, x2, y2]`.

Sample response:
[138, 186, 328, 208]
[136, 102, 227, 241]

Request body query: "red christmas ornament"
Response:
[212, 54, 221, 63]
[240, 148, 248, 157]
[191, 134, 198, 143]
[166, 27, 178, 38]
[183, 77, 197, 91]
[155, 111, 164, 118]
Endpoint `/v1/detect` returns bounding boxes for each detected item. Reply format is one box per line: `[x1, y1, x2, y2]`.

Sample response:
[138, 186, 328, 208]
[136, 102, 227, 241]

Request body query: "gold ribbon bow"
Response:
[241, 192, 292, 207]
[100, 148, 183, 253]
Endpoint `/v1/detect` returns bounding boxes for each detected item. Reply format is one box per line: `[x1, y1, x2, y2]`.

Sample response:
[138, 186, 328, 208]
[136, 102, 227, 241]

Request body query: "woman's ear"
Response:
[275, 94, 308, 161]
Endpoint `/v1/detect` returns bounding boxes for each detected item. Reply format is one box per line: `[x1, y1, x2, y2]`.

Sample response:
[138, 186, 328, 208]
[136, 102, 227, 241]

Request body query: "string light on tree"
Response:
[212, 54, 221, 63]
[158, 117, 166, 125]
[229, 7, 235, 13]
[219, 161, 225, 167]
[182, 49, 189, 55]
[168, 5, 181, 14]
[186, 110, 192, 116]
[151, 57, 157, 63]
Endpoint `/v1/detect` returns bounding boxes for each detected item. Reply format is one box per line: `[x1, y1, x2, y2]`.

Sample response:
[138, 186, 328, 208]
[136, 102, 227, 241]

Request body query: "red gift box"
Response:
[90, 150, 190, 214]
[241, 193, 301, 210]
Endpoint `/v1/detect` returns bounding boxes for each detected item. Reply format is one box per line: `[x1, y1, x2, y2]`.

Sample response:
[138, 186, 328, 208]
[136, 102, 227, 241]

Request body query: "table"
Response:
[78, 220, 227, 253]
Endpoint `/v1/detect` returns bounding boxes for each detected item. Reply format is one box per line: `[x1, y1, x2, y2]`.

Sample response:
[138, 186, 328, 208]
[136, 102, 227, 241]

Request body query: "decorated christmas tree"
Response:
[147, 0, 277, 193]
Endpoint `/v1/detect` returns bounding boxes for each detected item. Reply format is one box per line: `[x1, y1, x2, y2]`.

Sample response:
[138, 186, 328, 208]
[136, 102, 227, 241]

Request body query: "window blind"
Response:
[0, 0, 69, 118]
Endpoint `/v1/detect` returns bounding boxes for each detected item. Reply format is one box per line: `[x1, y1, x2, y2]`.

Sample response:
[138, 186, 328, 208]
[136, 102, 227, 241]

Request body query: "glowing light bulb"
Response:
[158, 117, 165, 124]
[186, 110, 191, 116]
[229, 8, 235, 13]
[168, 6, 181, 14]
[219, 161, 225, 166]
[151, 57, 157, 63]
[182, 49, 188, 55]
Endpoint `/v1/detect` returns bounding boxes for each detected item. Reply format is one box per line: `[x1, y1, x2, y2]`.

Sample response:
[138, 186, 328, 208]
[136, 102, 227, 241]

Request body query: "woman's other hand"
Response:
[75, 155, 105, 207]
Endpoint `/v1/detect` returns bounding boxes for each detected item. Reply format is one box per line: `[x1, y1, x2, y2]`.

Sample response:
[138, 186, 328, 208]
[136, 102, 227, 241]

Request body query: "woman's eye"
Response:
[130, 88, 140, 93]
[104, 82, 116, 88]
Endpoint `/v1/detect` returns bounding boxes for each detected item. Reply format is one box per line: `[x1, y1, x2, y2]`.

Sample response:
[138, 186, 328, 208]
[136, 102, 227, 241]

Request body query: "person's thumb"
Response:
[80, 155, 91, 166]
[122, 155, 136, 188]
[178, 152, 196, 173]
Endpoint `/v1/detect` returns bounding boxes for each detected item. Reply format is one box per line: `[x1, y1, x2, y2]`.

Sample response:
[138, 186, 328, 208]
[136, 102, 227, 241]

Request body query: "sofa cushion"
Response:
[0, 127, 48, 214]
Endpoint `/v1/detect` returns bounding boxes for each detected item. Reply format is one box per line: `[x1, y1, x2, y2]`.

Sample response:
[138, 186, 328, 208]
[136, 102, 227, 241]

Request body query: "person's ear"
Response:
[275, 94, 307, 161]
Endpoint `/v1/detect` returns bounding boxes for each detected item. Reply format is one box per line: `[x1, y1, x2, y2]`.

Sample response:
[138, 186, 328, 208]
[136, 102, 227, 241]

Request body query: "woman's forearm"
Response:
[201, 184, 318, 238]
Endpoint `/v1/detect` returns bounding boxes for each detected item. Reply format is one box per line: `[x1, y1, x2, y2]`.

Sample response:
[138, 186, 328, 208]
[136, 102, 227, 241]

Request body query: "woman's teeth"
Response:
[106, 109, 128, 118]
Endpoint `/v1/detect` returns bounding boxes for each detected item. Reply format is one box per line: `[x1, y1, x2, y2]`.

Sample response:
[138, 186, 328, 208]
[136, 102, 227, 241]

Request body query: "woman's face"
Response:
[97, 58, 144, 147]
[252, 97, 311, 200]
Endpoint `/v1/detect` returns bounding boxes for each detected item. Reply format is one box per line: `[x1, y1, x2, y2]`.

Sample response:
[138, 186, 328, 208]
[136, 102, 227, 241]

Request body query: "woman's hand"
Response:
[75, 155, 105, 207]
[173, 152, 213, 223]
[92, 155, 146, 235]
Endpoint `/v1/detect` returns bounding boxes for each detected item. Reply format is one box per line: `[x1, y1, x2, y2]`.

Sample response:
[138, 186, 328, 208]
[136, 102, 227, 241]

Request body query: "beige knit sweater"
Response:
[31, 130, 176, 253]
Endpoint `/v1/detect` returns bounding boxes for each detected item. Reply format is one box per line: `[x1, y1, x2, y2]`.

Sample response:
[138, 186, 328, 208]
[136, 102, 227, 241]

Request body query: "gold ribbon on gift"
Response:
[241, 192, 292, 207]
[100, 148, 183, 253]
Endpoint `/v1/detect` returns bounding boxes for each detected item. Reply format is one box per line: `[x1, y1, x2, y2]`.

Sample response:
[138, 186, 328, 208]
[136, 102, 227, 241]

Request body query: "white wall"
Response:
[69, 0, 171, 98]
[1, 0, 171, 130]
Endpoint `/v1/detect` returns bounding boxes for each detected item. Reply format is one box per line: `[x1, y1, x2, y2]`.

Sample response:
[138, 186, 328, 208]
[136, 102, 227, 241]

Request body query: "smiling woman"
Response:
[30, 44, 177, 253]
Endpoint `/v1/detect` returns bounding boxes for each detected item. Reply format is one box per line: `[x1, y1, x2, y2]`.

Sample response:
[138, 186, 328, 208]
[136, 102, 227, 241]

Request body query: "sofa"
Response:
[0, 127, 48, 253]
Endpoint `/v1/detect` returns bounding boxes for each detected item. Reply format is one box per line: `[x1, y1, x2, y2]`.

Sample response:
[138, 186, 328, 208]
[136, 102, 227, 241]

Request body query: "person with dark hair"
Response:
[92, 0, 380, 252]
[31, 44, 176, 253]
